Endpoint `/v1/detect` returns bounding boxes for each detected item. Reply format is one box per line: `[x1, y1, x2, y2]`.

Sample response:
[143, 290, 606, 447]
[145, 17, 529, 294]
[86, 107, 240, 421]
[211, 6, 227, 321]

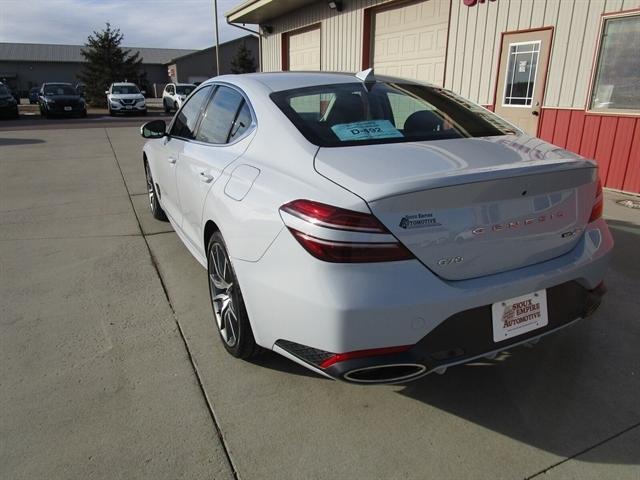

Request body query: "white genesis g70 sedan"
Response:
[140, 71, 612, 384]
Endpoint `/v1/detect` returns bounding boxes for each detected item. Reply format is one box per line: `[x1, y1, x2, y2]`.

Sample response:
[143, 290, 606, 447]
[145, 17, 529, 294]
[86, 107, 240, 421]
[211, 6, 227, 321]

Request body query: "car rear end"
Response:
[239, 76, 613, 383]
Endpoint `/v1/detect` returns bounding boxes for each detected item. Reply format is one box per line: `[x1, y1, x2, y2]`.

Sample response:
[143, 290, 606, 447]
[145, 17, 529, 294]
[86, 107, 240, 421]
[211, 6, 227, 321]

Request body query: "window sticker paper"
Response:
[331, 120, 404, 141]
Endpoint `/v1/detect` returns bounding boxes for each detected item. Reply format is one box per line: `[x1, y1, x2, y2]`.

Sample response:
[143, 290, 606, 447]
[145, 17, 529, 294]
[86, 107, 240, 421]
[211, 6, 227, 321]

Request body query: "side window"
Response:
[196, 86, 246, 144]
[229, 102, 252, 141]
[170, 86, 211, 139]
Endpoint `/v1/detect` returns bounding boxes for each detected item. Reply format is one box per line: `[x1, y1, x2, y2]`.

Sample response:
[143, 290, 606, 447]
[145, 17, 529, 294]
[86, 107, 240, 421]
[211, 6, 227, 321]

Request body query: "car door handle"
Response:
[168, 156, 177, 164]
[199, 172, 214, 183]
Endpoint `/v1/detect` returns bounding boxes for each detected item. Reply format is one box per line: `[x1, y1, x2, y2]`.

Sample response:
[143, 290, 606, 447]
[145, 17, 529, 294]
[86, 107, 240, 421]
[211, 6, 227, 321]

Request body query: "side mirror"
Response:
[104, 90, 109, 95]
[141, 120, 167, 139]
[141, 90, 146, 95]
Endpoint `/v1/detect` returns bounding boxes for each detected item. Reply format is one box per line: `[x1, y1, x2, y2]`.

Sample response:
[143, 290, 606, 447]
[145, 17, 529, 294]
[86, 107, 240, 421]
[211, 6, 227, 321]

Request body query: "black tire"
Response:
[164, 99, 170, 113]
[108, 104, 115, 116]
[207, 232, 261, 359]
[144, 160, 168, 221]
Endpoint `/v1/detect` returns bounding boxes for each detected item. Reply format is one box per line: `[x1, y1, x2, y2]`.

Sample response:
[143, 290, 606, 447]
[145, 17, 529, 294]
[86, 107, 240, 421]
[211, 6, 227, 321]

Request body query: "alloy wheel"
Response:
[208, 243, 239, 347]
[145, 163, 155, 213]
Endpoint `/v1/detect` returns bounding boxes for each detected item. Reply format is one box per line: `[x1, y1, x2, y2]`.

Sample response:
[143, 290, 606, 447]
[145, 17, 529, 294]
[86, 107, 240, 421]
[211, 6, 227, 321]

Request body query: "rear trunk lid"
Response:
[314, 135, 598, 280]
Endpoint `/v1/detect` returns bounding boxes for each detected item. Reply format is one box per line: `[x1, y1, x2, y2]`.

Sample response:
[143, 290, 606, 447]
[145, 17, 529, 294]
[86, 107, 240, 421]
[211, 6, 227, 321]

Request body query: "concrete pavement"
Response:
[1, 125, 639, 479]
[0, 128, 234, 479]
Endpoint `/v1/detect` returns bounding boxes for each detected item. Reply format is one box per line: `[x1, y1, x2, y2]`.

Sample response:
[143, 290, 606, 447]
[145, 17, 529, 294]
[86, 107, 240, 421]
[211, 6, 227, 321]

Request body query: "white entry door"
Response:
[494, 29, 553, 136]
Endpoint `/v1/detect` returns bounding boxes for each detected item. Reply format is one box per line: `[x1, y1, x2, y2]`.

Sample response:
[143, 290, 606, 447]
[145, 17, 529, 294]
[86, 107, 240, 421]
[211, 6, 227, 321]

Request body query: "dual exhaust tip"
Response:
[344, 363, 427, 384]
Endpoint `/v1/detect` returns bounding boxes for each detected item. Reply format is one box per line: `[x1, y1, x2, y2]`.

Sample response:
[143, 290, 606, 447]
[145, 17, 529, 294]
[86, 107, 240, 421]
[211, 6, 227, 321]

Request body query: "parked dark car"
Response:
[75, 83, 86, 98]
[0, 83, 19, 118]
[38, 83, 87, 118]
[29, 87, 40, 104]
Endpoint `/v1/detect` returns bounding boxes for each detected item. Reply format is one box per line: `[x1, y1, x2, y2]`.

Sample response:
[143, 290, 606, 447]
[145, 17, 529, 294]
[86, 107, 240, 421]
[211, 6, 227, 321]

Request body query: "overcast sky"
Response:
[0, 0, 253, 50]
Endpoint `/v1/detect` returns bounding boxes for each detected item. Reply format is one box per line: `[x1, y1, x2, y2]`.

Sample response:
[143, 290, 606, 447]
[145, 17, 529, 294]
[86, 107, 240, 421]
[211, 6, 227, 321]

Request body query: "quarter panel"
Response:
[199, 78, 371, 263]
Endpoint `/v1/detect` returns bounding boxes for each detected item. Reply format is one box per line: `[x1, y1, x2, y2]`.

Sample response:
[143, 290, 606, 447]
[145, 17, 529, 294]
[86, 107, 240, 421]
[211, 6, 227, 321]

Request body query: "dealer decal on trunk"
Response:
[399, 213, 441, 229]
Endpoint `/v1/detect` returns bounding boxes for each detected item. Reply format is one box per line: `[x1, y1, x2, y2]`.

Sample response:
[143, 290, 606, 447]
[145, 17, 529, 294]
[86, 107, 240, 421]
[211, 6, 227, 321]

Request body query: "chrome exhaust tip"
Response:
[344, 363, 427, 384]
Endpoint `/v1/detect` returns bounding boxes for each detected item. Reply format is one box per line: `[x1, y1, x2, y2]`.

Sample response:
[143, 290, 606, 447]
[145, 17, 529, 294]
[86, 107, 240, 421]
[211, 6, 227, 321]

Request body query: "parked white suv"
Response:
[106, 82, 147, 115]
[162, 83, 196, 113]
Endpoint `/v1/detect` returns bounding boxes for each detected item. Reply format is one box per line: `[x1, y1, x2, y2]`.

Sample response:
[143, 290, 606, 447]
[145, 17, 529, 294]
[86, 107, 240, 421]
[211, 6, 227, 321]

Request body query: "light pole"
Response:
[213, 0, 220, 76]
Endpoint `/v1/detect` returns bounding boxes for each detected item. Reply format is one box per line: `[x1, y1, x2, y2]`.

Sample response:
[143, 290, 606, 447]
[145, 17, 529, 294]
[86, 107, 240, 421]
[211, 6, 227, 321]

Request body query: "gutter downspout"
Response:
[213, 0, 221, 75]
[226, 21, 262, 72]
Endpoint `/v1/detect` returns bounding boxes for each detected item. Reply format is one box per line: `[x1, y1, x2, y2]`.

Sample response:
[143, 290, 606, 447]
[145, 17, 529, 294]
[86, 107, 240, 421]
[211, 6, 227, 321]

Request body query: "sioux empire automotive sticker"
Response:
[501, 299, 540, 328]
[399, 213, 441, 229]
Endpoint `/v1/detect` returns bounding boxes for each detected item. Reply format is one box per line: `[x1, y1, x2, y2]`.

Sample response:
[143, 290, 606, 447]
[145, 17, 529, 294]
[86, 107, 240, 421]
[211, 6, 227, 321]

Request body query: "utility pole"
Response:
[213, 0, 220, 76]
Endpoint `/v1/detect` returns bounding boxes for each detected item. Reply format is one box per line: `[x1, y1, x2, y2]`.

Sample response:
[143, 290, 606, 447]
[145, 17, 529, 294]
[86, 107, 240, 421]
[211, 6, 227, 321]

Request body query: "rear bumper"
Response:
[233, 218, 613, 380]
[296, 280, 605, 383]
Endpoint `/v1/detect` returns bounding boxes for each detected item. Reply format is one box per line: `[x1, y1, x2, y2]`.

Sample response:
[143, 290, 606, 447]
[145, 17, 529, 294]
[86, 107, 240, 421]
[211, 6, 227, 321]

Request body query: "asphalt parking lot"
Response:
[1, 123, 639, 480]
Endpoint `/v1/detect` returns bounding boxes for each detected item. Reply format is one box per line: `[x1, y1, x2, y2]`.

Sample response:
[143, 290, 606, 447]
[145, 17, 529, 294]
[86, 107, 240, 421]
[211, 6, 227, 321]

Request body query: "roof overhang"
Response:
[226, 0, 317, 24]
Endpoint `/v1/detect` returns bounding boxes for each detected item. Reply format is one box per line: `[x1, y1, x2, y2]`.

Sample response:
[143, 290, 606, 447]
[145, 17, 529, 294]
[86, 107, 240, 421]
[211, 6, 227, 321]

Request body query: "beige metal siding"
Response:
[444, 0, 640, 108]
[372, 1, 448, 85]
[262, 0, 639, 107]
[260, 0, 449, 74]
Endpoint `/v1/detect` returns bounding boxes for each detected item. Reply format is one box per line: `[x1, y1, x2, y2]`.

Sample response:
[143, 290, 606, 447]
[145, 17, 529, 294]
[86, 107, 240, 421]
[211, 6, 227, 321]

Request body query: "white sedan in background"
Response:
[162, 82, 196, 113]
[140, 71, 612, 384]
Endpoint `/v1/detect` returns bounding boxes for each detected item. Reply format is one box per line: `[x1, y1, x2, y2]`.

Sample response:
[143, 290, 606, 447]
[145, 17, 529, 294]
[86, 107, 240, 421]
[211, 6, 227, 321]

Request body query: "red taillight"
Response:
[589, 178, 603, 222]
[280, 199, 414, 263]
[280, 199, 388, 233]
[319, 345, 412, 369]
[290, 229, 414, 263]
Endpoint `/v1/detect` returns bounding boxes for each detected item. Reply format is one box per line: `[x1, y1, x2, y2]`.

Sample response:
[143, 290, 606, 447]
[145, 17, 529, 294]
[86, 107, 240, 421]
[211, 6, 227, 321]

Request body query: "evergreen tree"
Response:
[79, 23, 142, 106]
[230, 41, 257, 74]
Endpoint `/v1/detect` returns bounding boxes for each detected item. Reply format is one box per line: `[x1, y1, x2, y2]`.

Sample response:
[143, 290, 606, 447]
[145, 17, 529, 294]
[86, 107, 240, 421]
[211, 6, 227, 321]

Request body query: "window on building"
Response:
[590, 13, 640, 112]
[502, 41, 540, 107]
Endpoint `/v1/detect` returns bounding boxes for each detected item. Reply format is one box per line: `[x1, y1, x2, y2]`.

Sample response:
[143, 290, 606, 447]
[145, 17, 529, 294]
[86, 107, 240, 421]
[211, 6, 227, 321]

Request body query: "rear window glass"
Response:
[270, 82, 517, 147]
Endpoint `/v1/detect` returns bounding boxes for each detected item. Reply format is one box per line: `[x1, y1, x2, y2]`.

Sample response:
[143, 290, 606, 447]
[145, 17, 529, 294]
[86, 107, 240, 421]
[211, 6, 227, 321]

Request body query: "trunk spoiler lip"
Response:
[363, 160, 597, 203]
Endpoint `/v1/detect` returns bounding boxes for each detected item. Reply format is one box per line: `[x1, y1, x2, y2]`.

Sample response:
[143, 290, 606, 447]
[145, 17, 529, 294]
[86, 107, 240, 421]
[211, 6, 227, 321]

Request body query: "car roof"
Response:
[44, 82, 72, 86]
[111, 82, 137, 86]
[210, 71, 426, 93]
